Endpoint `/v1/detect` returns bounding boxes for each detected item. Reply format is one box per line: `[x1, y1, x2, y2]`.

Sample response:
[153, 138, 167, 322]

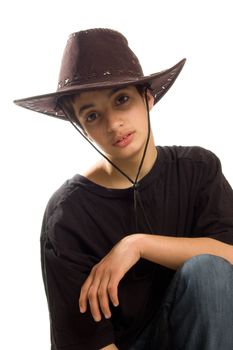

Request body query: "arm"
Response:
[41, 192, 116, 349]
[138, 234, 233, 270]
[100, 344, 119, 350]
[79, 233, 233, 322]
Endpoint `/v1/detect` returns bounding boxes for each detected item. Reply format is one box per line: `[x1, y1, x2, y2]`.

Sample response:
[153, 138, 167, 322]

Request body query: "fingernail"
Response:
[104, 313, 111, 319]
[94, 316, 101, 322]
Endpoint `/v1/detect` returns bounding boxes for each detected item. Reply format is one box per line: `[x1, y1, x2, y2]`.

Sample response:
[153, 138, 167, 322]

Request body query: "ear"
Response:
[145, 90, 154, 111]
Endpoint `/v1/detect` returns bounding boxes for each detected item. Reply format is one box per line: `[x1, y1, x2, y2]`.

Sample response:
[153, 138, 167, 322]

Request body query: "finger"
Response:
[97, 274, 111, 319]
[88, 284, 102, 322]
[107, 275, 120, 307]
[79, 274, 95, 313]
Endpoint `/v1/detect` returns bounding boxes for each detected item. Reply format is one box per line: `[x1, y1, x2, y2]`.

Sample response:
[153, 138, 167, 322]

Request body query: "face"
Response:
[72, 85, 154, 162]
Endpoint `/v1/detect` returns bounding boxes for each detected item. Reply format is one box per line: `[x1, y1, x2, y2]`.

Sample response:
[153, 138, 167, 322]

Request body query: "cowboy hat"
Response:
[14, 28, 186, 121]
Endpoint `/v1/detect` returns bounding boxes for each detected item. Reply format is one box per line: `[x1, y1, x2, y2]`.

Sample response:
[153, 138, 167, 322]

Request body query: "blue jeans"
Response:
[129, 254, 233, 350]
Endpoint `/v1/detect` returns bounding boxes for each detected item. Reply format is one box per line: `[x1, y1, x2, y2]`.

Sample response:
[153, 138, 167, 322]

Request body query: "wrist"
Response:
[124, 233, 146, 259]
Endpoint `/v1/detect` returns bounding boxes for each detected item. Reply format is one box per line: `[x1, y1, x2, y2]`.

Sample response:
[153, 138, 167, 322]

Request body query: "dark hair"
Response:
[58, 94, 79, 126]
[58, 84, 151, 129]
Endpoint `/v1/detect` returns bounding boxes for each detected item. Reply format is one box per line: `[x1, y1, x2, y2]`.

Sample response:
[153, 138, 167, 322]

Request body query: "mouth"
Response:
[113, 132, 135, 147]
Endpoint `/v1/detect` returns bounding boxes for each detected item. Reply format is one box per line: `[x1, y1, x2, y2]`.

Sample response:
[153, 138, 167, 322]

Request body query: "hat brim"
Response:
[14, 58, 186, 122]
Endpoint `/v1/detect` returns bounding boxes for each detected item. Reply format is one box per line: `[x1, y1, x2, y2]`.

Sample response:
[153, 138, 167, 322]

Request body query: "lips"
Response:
[113, 132, 134, 147]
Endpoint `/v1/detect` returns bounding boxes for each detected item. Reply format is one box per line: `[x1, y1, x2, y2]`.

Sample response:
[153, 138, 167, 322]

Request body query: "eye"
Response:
[86, 112, 98, 123]
[115, 95, 129, 105]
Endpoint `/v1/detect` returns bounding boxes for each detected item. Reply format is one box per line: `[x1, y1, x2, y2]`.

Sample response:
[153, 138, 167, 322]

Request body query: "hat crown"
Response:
[57, 28, 143, 90]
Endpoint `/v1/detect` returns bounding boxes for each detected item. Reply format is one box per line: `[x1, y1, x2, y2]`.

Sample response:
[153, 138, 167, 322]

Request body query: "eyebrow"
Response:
[78, 103, 95, 116]
[78, 87, 126, 116]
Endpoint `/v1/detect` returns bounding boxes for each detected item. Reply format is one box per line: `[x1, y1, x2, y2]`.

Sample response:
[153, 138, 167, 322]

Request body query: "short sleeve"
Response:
[192, 150, 233, 244]
[40, 196, 115, 350]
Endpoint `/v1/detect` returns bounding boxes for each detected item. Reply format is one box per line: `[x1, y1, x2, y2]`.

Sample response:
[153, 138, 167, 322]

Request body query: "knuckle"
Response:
[95, 266, 104, 276]
[91, 265, 98, 274]
[88, 287, 96, 299]
[98, 284, 108, 297]
[80, 286, 87, 295]
[101, 305, 109, 314]
[97, 289, 103, 298]
[100, 299, 109, 312]
[107, 284, 115, 293]
[98, 287, 106, 296]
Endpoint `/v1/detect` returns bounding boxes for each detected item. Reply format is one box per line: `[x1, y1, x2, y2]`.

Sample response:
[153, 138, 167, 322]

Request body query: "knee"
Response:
[178, 254, 232, 294]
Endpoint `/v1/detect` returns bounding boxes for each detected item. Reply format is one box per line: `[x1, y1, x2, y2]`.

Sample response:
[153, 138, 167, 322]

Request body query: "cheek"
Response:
[84, 131, 95, 142]
[84, 129, 103, 144]
[133, 107, 148, 126]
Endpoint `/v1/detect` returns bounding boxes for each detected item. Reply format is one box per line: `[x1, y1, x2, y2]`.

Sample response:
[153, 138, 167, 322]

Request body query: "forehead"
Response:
[73, 85, 137, 105]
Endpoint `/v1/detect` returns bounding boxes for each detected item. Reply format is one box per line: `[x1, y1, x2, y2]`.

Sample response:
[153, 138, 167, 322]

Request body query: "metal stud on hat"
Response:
[14, 28, 186, 121]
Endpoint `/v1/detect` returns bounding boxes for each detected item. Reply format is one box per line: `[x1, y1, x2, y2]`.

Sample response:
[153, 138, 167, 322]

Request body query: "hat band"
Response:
[57, 69, 143, 90]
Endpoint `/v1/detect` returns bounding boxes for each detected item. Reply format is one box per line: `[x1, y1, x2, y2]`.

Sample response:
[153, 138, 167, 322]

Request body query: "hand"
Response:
[79, 234, 142, 322]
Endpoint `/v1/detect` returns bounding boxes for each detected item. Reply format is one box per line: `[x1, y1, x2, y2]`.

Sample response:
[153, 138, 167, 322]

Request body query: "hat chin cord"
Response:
[59, 89, 153, 233]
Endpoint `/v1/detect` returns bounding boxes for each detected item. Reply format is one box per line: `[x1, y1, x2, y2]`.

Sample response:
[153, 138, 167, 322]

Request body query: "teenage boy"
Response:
[14, 28, 233, 350]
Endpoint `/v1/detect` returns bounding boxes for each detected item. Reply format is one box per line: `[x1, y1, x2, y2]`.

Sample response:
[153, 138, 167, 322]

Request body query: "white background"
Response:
[1, 0, 233, 348]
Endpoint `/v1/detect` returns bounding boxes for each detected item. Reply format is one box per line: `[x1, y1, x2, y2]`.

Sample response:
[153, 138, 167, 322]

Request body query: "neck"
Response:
[102, 138, 157, 186]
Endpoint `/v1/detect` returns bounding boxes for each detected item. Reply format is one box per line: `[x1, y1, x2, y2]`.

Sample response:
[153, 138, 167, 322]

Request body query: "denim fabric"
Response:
[129, 254, 233, 350]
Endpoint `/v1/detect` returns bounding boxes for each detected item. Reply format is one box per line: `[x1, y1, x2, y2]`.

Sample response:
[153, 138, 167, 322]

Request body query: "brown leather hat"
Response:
[14, 28, 186, 122]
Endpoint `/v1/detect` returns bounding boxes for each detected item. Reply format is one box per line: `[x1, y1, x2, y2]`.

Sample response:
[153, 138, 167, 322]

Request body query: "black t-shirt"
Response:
[40, 146, 233, 350]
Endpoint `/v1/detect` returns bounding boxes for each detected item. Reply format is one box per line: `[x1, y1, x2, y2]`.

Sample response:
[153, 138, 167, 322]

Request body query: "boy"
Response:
[14, 28, 233, 350]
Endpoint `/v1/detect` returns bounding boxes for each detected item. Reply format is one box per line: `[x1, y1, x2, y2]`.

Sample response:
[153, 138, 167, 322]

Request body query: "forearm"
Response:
[136, 234, 233, 270]
[100, 344, 118, 350]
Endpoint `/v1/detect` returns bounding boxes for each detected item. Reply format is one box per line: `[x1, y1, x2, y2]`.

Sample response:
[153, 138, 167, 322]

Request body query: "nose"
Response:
[106, 110, 124, 133]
